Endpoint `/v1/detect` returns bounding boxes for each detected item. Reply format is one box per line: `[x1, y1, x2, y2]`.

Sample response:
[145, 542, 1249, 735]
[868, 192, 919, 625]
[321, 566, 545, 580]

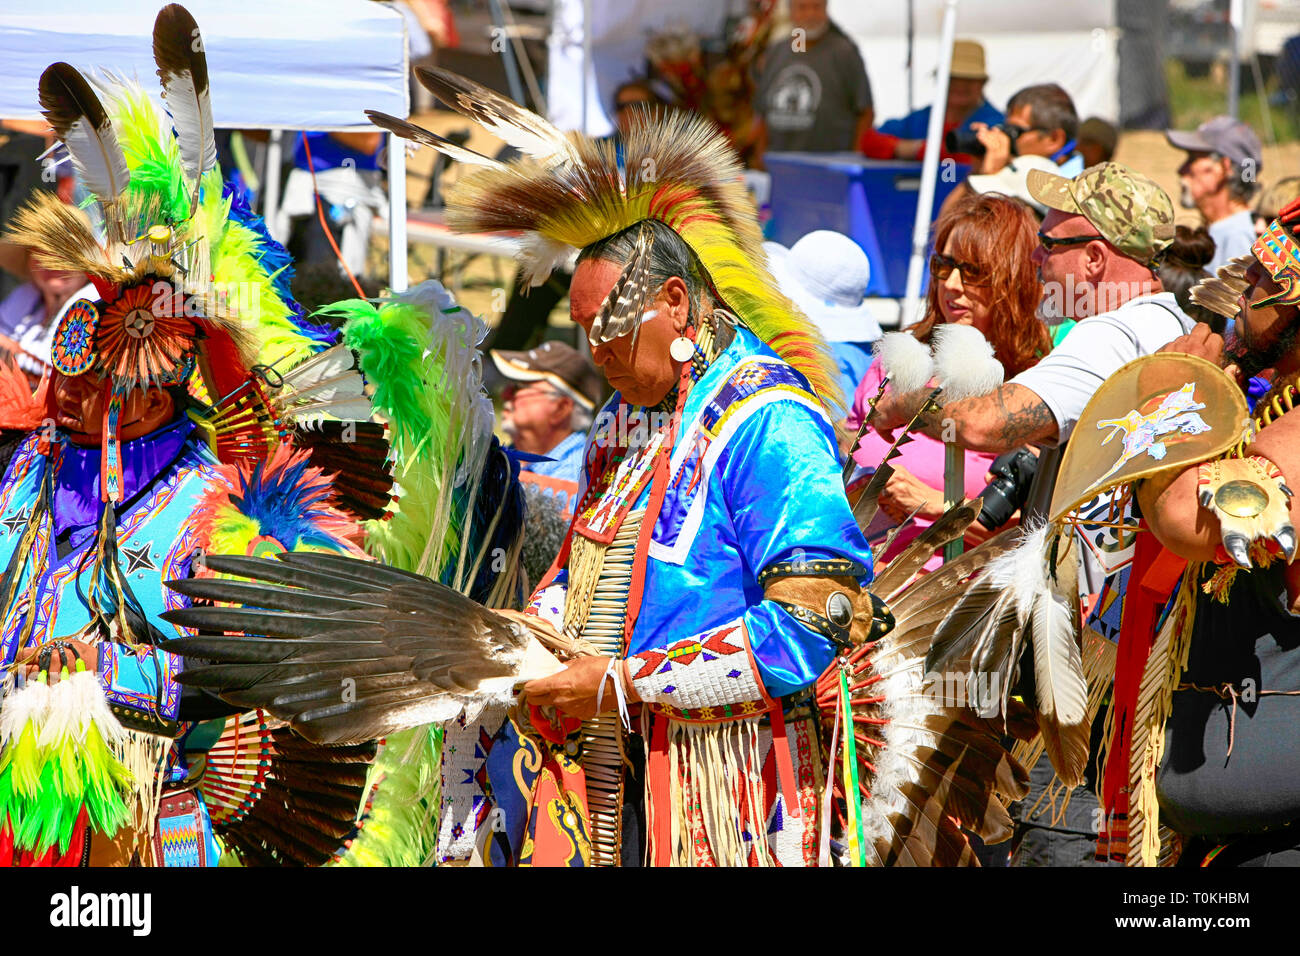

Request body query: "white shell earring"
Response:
[669, 336, 695, 362]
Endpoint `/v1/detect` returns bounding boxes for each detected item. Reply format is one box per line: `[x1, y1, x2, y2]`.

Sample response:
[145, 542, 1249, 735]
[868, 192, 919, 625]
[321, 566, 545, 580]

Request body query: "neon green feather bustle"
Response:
[321, 281, 495, 867]
[328, 283, 493, 579]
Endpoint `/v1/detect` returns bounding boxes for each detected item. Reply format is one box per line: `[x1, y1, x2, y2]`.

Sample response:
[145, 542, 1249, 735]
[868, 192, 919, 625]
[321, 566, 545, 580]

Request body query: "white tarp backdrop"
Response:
[832, 0, 1120, 125]
[547, 0, 1120, 135]
[548, 0, 737, 136]
[0, 0, 409, 129]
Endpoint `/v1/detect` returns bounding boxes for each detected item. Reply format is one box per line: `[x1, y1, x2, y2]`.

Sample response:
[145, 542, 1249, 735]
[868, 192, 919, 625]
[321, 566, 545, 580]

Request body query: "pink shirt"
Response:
[847, 360, 996, 569]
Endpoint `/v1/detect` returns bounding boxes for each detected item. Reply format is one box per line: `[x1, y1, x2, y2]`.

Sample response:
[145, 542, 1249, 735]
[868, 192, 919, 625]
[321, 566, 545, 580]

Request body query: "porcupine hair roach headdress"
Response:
[367, 67, 843, 412]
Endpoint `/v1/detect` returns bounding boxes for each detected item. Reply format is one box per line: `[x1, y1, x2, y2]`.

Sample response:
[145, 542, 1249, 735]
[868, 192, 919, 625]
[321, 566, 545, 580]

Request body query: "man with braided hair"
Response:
[367, 68, 878, 867]
[1131, 198, 1300, 865]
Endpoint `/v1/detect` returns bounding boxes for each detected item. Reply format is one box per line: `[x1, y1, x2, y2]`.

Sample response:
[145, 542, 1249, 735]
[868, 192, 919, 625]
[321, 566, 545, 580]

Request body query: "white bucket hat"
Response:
[764, 231, 881, 343]
[966, 153, 1060, 216]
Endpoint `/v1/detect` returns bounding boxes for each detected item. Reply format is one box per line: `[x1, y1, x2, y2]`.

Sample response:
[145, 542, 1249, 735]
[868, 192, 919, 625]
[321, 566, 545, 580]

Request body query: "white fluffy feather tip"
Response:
[874, 332, 934, 395]
[931, 324, 1004, 403]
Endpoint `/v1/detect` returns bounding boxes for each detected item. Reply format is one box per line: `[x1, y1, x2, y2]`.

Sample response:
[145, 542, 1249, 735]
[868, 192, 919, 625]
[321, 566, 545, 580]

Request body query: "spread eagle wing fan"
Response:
[172, 280, 533, 866]
[922, 523, 1090, 789]
[161, 552, 553, 745]
[817, 514, 1033, 866]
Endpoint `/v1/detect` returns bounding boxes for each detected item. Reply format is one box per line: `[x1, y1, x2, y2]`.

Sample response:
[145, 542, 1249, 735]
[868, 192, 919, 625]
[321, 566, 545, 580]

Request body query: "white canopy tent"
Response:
[0, 0, 411, 290]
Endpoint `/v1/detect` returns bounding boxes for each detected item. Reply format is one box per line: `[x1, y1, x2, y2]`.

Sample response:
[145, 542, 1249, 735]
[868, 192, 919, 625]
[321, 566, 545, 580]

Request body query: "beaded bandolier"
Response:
[569, 512, 642, 864]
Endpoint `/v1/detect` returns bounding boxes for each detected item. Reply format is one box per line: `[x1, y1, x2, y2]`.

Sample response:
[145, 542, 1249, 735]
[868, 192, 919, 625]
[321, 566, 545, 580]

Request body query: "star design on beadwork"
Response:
[0, 508, 29, 537]
[121, 541, 159, 574]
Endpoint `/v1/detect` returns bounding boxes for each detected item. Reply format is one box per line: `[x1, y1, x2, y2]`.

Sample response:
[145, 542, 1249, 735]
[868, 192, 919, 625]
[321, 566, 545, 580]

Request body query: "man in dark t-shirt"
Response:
[755, 0, 873, 157]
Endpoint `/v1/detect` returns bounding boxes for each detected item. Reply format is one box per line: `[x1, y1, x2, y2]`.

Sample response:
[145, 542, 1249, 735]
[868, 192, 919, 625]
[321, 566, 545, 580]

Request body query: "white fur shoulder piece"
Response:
[931, 324, 1004, 403]
[874, 332, 934, 395]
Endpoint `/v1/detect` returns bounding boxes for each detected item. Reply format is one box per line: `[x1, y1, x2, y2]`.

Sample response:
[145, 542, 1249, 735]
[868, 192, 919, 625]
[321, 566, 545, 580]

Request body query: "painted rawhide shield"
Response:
[1050, 353, 1249, 522]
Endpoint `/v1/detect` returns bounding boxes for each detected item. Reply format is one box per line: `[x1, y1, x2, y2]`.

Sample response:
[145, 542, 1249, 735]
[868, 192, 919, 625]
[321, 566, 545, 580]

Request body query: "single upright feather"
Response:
[38, 63, 131, 216]
[1029, 532, 1090, 787]
[152, 3, 218, 214]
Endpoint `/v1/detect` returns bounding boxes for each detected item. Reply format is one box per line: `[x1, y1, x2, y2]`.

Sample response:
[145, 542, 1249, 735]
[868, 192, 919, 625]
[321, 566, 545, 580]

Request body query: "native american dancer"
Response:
[0, 5, 430, 866]
[1081, 197, 1300, 867]
[163, 67, 1051, 869]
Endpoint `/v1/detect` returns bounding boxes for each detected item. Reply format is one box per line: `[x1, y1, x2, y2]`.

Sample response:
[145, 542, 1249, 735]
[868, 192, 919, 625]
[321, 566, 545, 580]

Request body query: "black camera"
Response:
[945, 123, 1021, 159]
[977, 448, 1038, 530]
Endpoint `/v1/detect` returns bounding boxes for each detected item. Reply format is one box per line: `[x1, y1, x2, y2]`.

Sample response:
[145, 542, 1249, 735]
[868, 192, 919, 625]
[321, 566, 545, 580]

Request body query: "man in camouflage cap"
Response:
[873, 160, 1189, 456]
[870, 159, 1199, 865]
[1027, 161, 1176, 267]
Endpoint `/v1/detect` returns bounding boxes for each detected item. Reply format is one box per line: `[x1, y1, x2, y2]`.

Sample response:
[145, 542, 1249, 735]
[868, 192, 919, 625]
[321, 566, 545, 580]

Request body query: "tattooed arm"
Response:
[877, 383, 1058, 454]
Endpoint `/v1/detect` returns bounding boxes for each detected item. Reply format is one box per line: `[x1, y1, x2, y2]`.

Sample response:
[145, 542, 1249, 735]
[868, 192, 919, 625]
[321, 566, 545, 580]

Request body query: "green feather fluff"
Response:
[324, 281, 499, 868]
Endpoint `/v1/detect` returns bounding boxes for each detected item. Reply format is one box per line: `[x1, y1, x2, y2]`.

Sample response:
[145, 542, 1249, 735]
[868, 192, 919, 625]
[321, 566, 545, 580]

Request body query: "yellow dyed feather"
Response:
[442, 108, 843, 412]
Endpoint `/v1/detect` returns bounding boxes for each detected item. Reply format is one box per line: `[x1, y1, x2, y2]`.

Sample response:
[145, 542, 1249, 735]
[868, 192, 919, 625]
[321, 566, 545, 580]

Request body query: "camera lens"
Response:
[977, 474, 1020, 530]
[976, 449, 1039, 530]
[944, 128, 985, 157]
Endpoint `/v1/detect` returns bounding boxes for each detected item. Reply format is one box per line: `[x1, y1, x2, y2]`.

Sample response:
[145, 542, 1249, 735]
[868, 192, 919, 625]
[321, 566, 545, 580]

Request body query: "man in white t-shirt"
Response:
[873, 161, 1189, 457]
[871, 161, 1190, 867]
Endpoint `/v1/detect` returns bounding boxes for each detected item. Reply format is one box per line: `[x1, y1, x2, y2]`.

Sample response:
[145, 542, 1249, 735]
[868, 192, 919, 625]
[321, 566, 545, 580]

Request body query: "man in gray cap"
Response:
[1167, 115, 1263, 273]
[491, 341, 603, 484]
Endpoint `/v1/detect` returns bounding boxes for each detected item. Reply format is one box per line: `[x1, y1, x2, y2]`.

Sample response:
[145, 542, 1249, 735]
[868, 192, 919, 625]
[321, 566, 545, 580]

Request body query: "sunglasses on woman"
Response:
[929, 252, 991, 286]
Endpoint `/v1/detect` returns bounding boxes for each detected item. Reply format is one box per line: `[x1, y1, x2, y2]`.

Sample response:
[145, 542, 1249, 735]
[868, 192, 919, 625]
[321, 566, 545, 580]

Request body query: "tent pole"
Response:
[388, 131, 408, 293]
[263, 129, 284, 242]
[1228, 0, 1243, 118]
[488, 0, 526, 106]
[907, 0, 915, 114]
[901, 0, 959, 328]
[581, 0, 593, 134]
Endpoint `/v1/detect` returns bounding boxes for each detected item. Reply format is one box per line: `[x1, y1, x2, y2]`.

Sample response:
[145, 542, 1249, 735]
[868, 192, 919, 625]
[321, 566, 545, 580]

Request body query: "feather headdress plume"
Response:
[371, 67, 843, 412]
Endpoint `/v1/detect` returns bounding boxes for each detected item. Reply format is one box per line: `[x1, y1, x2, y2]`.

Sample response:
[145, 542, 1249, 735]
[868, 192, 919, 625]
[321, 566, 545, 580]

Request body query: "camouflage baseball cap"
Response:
[1027, 162, 1175, 266]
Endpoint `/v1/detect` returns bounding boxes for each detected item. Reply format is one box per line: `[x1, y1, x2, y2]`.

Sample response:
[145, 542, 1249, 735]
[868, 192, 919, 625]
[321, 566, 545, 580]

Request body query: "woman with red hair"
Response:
[844, 192, 1052, 563]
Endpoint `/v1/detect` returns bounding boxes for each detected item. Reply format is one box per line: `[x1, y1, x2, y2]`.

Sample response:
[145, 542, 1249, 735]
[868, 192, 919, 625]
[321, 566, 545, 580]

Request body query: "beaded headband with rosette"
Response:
[366, 67, 843, 413]
[50, 299, 100, 377]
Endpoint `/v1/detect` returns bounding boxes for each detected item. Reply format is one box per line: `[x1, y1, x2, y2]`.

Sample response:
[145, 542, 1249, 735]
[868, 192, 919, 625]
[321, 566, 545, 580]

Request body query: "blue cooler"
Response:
[764, 153, 968, 297]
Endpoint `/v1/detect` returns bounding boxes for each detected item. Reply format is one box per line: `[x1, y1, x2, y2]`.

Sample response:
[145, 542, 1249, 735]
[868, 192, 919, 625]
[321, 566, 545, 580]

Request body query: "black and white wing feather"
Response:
[153, 3, 218, 213]
[414, 66, 574, 166]
[162, 552, 532, 745]
[38, 62, 131, 209]
[365, 110, 506, 170]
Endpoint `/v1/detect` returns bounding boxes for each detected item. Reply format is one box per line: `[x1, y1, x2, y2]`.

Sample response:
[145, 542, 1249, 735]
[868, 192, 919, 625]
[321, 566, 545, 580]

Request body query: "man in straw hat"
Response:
[861, 38, 1003, 162]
